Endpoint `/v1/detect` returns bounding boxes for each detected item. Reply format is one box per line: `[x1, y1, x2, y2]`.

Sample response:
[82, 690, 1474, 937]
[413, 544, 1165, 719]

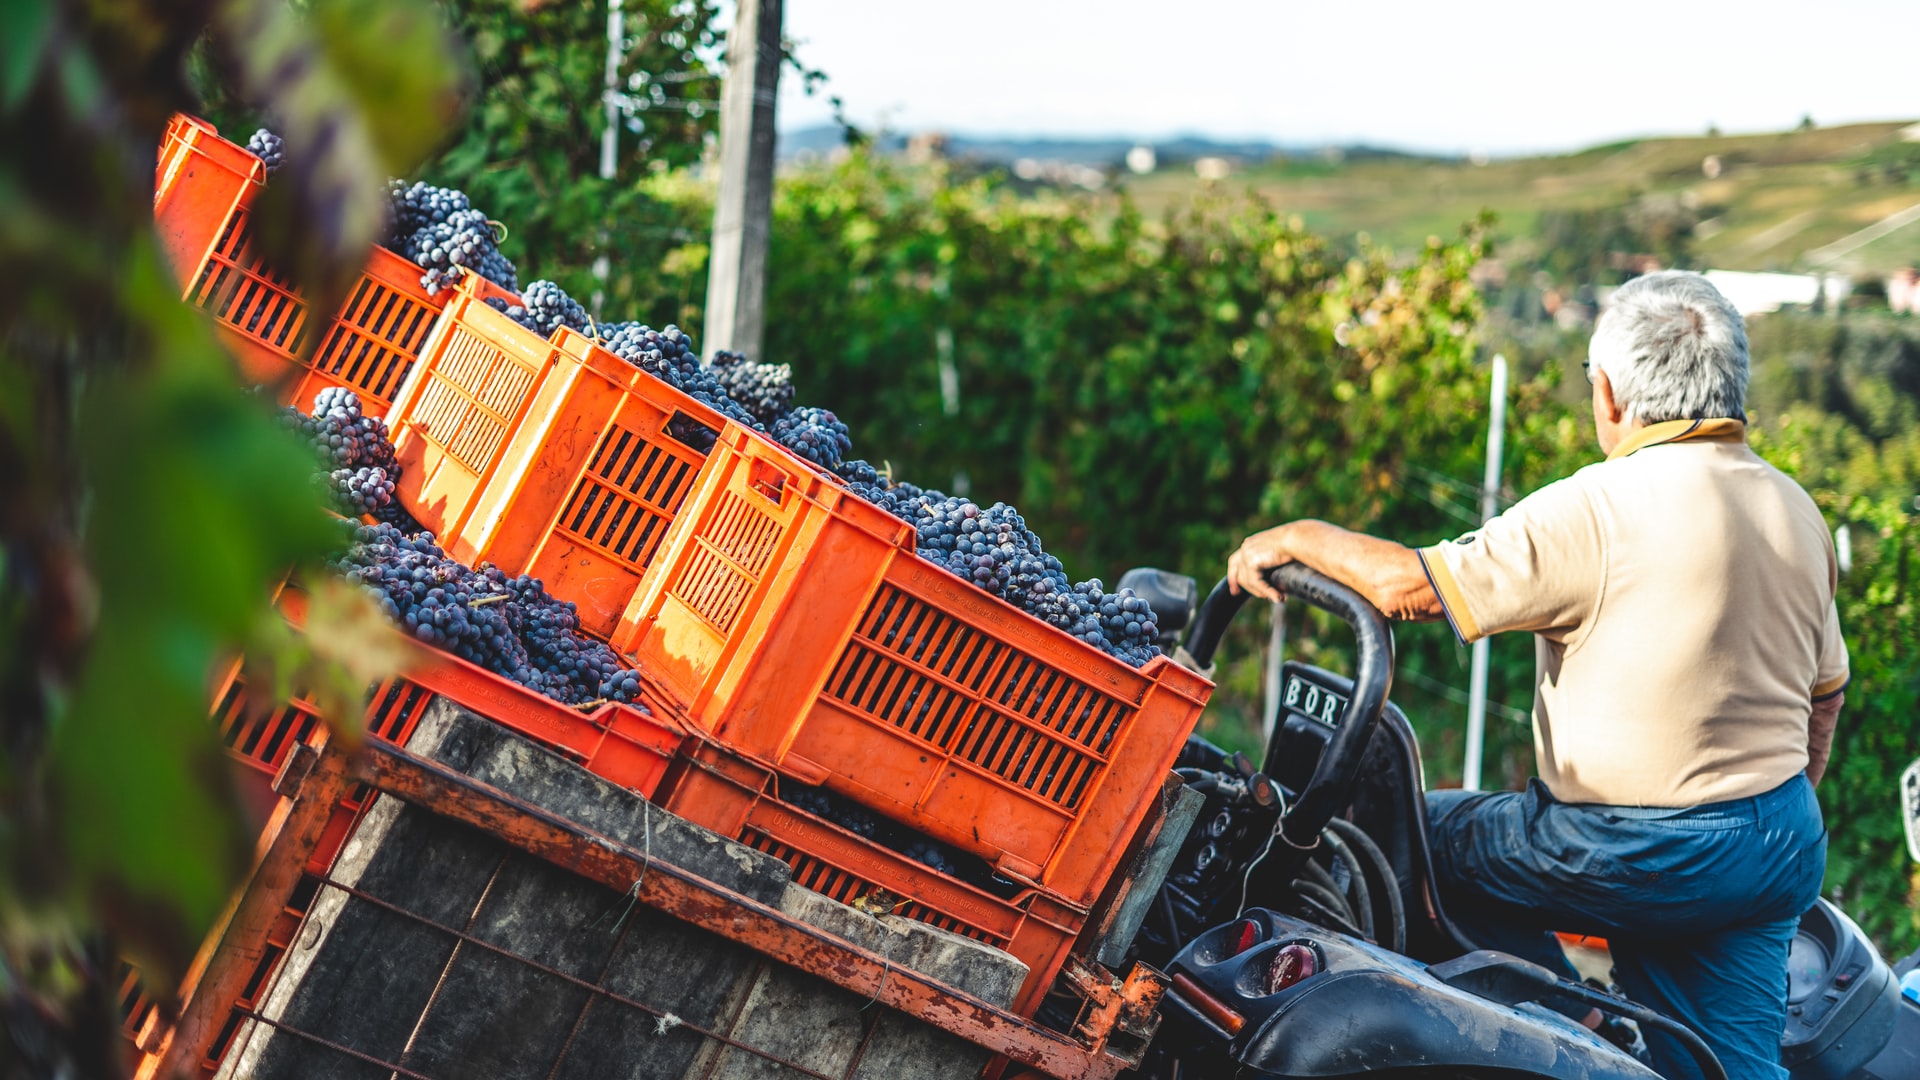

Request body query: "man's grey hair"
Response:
[1589, 271, 1749, 424]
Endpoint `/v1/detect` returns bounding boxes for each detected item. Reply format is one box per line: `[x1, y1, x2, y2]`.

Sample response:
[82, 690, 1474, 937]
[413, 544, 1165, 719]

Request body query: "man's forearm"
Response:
[1228, 520, 1444, 622]
[1806, 692, 1842, 786]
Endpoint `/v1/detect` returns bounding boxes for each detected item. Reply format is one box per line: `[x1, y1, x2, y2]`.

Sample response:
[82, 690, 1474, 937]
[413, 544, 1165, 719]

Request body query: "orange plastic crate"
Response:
[216, 585, 685, 803]
[616, 426, 1214, 906]
[155, 114, 261, 284]
[658, 738, 1087, 1018]
[153, 113, 517, 417]
[442, 323, 732, 638]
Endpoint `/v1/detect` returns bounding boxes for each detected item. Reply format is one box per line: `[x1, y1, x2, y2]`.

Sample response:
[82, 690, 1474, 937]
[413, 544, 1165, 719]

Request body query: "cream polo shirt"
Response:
[1418, 419, 1848, 808]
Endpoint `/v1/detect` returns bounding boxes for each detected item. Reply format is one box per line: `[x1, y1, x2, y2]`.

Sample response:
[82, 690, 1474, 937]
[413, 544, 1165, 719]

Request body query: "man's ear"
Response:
[1594, 368, 1627, 426]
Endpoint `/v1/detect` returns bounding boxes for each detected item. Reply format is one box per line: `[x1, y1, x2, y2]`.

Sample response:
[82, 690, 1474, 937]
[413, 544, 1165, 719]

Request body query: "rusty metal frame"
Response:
[139, 734, 1159, 1080]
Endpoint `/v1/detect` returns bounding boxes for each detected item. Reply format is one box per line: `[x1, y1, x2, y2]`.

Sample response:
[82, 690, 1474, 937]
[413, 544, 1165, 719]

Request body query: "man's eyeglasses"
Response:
[1582, 358, 1596, 384]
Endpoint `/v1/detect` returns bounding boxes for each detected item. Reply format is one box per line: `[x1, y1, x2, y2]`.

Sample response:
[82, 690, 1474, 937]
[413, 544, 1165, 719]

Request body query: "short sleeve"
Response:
[1812, 599, 1849, 700]
[1417, 473, 1603, 645]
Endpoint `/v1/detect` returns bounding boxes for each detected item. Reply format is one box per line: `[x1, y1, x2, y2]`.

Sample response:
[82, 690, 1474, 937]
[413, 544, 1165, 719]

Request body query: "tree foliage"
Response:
[420, 0, 724, 325]
[1, 0, 451, 1073]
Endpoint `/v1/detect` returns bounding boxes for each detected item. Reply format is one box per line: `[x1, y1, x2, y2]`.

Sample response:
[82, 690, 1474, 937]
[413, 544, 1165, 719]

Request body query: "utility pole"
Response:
[705, 0, 783, 358]
[1262, 602, 1286, 745]
[1462, 353, 1508, 791]
[592, 0, 624, 316]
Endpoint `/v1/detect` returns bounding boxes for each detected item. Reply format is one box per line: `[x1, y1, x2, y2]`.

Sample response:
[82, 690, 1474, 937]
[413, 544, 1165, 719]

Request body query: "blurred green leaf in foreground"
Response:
[0, 1, 459, 1074]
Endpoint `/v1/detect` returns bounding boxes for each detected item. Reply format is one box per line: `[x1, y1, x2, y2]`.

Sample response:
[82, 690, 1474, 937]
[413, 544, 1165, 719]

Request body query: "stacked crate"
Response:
[381, 280, 731, 635]
[155, 113, 1215, 1029]
[153, 114, 516, 416]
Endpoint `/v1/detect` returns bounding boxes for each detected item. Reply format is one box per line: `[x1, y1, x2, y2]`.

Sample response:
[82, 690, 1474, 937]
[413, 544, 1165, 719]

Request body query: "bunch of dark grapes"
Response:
[506, 572, 642, 705]
[783, 783, 963, 876]
[603, 323, 701, 384]
[284, 387, 398, 473]
[335, 525, 529, 675]
[282, 389, 415, 527]
[499, 280, 590, 338]
[406, 208, 519, 296]
[769, 407, 852, 470]
[384, 181, 519, 295]
[385, 180, 468, 246]
[710, 350, 794, 425]
[246, 128, 285, 175]
[332, 525, 648, 707]
[843, 477, 1161, 667]
[601, 324, 763, 433]
[329, 466, 398, 518]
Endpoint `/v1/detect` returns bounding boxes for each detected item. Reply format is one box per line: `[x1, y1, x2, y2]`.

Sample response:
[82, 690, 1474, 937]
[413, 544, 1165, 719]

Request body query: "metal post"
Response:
[705, 0, 783, 358]
[592, 0, 624, 316]
[1463, 353, 1508, 791]
[1263, 601, 1286, 744]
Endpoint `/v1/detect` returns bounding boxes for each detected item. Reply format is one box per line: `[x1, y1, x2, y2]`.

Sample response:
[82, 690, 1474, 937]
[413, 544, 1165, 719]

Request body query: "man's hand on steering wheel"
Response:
[1228, 520, 1445, 623]
[1227, 524, 1294, 603]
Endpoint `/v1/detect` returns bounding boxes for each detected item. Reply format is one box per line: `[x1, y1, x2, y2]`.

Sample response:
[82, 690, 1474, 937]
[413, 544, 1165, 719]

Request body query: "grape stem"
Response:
[571, 697, 609, 710]
[469, 594, 512, 606]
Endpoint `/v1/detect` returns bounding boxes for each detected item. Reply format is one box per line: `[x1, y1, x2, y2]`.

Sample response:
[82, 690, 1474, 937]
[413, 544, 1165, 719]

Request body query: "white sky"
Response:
[766, 0, 1918, 155]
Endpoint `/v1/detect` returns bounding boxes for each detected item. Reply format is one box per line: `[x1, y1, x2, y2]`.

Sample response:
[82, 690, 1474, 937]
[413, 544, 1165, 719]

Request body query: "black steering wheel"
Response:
[1182, 564, 1396, 858]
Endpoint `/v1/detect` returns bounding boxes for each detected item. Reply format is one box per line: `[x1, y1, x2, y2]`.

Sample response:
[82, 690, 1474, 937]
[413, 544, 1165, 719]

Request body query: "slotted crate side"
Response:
[658, 740, 1084, 1018]
[387, 285, 561, 539]
[618, 431, 1213, 905]
[448, 328, 731, 639]
[617, 425, 913, 722]
[788, 555, 1211, 896]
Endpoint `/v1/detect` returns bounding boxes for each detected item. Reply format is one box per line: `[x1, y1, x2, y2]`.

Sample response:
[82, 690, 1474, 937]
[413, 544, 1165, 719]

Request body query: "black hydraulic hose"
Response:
[1184, 566, 1395, 859]
[1573, 984, 1728, 1080]
[1317, 829, 1375, 943]
[1158, 887, 1183, 955]
[1325, 817, 1406, 954]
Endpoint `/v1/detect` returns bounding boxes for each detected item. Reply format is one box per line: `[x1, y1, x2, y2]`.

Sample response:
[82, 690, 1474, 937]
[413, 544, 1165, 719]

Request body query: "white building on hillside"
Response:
[1701, 269, 1851, 316]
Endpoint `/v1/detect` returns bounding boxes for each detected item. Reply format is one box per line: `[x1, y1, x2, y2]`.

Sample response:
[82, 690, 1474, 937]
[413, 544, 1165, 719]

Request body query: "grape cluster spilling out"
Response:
[280, 389, 647, 708]
[279, 388, 419, 529]
[329, 466, 398, 517]
[332, 525, 647, 707]
[600, 322, 763, 434]
[769, 407, 852, 470]
[383, 180, 519, 296]
[841, 465, 1161, 667]
[246, 128, 285, 175]
[494, 280, 590, 338]
[710, 350, 795, 425]
[284, 386, 397, 472]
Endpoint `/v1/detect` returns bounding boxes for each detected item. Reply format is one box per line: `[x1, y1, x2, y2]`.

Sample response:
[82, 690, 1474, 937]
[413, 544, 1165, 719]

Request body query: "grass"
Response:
[1119, 121, 1920, 274]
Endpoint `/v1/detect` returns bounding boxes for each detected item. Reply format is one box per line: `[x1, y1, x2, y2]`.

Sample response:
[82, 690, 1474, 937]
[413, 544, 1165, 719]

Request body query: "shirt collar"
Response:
[1607, 418, 1747, 461]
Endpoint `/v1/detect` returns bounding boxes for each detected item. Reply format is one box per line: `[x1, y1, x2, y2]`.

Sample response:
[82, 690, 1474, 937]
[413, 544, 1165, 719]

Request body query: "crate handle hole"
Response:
[746, 458, 788, 506]
[664, 411, 718, 454]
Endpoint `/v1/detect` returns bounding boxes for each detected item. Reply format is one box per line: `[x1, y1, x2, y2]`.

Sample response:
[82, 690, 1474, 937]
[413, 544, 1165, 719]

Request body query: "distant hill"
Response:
[776, 124, 1437, 168]
[779, 121, 1920, 274]
[1118, 121, 1920, 275]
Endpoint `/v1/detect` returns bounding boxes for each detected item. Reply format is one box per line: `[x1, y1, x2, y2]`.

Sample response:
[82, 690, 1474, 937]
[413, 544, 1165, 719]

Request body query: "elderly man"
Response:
[1227, 271, 1844, 1080]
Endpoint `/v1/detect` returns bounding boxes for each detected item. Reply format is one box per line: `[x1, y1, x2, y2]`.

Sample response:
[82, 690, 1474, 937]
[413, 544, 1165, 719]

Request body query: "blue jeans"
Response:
[1427, 775, 1827, 1080]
